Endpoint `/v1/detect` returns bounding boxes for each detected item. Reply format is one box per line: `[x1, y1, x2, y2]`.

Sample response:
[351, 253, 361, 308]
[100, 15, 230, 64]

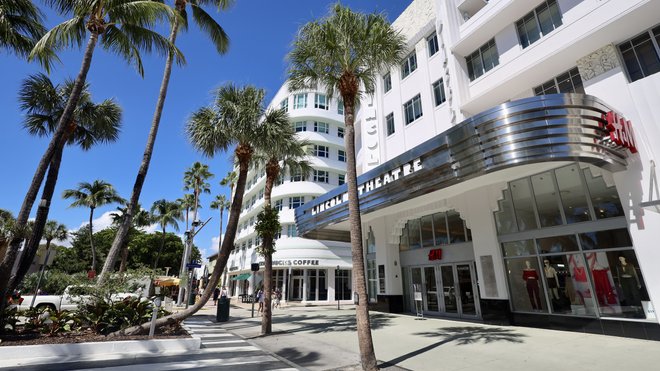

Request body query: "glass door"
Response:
[441, 266, 458, 314]
[291, 277, 304, 301]
[456, 264, 478, 316]
[424, 267, 439, 311]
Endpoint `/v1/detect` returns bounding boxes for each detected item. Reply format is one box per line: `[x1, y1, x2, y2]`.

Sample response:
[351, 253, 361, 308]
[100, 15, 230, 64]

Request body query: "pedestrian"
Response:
[273, 288, 281, 309]
[257, 288, 264, 313]
[213, 287, 220, 306]
[220, 286, 228, 298]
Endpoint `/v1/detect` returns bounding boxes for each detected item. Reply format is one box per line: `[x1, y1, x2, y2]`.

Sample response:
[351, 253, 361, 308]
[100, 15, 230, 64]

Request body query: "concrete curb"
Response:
[0, 336, 201, 361]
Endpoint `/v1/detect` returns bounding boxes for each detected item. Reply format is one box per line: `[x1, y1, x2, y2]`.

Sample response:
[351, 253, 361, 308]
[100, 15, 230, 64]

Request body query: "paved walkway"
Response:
[202, 300, 660, 371]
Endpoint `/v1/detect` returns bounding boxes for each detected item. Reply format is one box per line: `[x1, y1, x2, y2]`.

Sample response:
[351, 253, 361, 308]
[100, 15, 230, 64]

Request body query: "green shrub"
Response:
[0, 307, 20, 334]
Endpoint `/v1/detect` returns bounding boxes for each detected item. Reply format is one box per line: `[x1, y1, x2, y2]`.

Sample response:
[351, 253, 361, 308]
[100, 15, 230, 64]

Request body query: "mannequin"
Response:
[616, 256, 642, 307]
[522, 260, 542, 310]
[544, 260, 560, 300]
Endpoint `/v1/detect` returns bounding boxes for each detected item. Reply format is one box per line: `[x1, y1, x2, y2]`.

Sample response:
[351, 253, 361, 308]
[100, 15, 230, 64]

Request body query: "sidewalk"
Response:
[203, 300, 660, 371]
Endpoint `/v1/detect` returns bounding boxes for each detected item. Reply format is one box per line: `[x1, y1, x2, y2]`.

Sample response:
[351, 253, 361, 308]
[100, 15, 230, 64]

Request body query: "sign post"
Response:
[250, 263, 259, 318]
[413, 283, 424, 319]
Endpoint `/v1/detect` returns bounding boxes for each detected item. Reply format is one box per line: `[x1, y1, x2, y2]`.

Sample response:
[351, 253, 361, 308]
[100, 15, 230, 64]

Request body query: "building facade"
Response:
[224, 83, 354, 305]
[296, 0, 660, 339]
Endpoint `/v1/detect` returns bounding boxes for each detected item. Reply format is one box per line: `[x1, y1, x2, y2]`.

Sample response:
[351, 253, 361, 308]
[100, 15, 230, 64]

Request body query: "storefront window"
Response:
[378, 265, 386, 294]
[408, 219, 421, 249]
[502, 240, 536, 257]
[583, 167, 625, 219]
[531, 172, 562, 227]
[335, 269, 352, 300]
[543, 254, 597, 316]
[556, 164, 591, 223]
[505, 258, 548, 312]
[579, 229, 632, 250]
[447, 211, 466, 243]
[318, 270, 328, 300]
[536, 235, 578, 254]
[308, 269, 317, 301]
[494, 190, 517, 234]
[399, 226, 409, 251]
[367, 259, 377, 301]
[433, 212, 449, 245]
[511, 179, 539, 231]
[585, 250, 649, 318]
[420, 215, 434, 247]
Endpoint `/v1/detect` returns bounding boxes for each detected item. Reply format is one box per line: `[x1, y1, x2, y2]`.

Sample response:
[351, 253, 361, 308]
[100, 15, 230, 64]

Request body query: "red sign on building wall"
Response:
[604, 111, 637, 153]
[428, 248, 443, 261]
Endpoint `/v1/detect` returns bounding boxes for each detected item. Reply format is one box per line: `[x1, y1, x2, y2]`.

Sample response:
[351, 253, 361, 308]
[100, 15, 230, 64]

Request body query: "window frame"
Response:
[314, 121, 329, 134]
[403, 94, 423, 125]
[288, 196, 304, 209]
[314, 93, 329, 110]
[618, 25, 660, 82]
[280, 98, 289, 112]
[294, 121, 307, 132]
[314, 144, 329, 158]
[386, 112, 395, 136]
[432, 79, 446, 106]
[338, 149, 346, 162]
[401, 52, 418, 79]
[338, 174, 345, 185]
[337, 127, 344, 138]
[533, 67, 584, 96]
[383, 73, 392, 92]
[313, 169, 329, 183]
[427, 32, 439, 57]
[293, 93, 307, 109]
[466, 39, 499, 81]
[515, 0, 563, 49]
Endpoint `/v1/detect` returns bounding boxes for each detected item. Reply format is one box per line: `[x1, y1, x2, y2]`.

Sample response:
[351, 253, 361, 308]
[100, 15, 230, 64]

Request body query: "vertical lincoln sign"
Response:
[604, 111, 637, 153]
[311, 158, 423, 215]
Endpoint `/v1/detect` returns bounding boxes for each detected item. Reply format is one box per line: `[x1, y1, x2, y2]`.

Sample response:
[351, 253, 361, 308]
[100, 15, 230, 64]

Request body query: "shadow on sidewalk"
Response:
[272, 312, 397, 334]
[274, 347, 321, 365]
[380, 326, 526, 368]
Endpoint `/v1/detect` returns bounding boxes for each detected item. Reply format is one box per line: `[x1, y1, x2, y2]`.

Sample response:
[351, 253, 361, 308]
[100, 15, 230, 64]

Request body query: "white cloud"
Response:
[76, 211, 117, 232]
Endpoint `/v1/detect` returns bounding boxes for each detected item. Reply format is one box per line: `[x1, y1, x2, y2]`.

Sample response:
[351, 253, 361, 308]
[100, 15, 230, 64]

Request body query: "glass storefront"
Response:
[335, 269, 353, 300]
[497, 164, 651, 320]
[400, 210, 472, 251]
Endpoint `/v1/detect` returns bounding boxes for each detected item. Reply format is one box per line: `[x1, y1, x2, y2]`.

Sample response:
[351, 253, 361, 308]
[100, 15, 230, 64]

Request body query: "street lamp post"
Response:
[336, 265, 340, 311]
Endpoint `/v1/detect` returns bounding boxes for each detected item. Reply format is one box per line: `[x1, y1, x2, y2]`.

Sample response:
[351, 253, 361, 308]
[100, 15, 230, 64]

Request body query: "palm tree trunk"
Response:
[0, 32, 99, 309]
[109, 150, 252, 336]
[119, 242, 129, 273]
[89, 207, 96, 273]
[9, 145, 65, 291]
[219, 209, 223, 251]
[343, 100, 378, 370]
[261, 160, 278, 334]
[98, 21, 181, 285]
[153, 227, 167, 270]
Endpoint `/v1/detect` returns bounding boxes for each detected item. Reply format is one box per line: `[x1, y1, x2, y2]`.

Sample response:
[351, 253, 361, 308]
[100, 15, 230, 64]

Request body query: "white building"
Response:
[296, 0, 660, 339]
[224, 83, 354, 305]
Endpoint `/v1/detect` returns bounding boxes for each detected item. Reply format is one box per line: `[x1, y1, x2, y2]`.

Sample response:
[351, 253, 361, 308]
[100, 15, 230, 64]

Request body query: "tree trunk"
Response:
[343, 98, 378, 370]
[9, 145, 64, 291]
[109, 148, 252, 336]
[153, 227, 167, 270]
[97, 21, 180, 285]
[119, 242, 129, 274]
[0, 31, 99, 310]
[261, 159, 278, 335]
[89, 208, 96, 273]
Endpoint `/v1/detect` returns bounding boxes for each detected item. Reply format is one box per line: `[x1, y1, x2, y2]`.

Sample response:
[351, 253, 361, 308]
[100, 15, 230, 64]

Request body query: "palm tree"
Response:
[8, 73, 121, 291]
[2, 0, 180, 304]
[287, 5, 405, 369]
[62, 180, 125, 273]
[220, 171, 237, 194]
[177, 193, 196, 231]
[177, 162, 213, 304]
[252, 108, 311, 335]
[99, 0, 233, 285]
[109, 84, 267, 336]
[0, 210, 15, 262]
[150, 200, 182, 271]
[0, 0, 46, 58]
[110, 204, 152, 273]
[209, 194, 231, 253]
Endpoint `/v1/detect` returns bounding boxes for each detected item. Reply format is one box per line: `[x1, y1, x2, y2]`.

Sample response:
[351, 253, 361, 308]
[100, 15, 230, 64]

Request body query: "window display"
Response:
[506, 258, 548, 312]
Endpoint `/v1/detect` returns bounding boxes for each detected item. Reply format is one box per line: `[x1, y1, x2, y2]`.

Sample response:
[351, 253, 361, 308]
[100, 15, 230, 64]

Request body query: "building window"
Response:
[286, 224, 297, 237]
[338, 174, 345, 185]
[466, 39, 499, 81]
[335, 269, 352, 300]
[280, 98, 288, 112]
[618, 25, 660, 82]
[427, 32, 439, 57]
[367, 259, 377, 302]
[288, 196, 303, 209]
[401, 52, 418, 79]
[378, 265, 386, 294]
[403, 94, 423, 125]
[515, 0, 562, 49]
[294, 121, 307, 132]
[293, 93, 307, 109]
[337, 100, 344, 115]
[290, 170, 305, 182]
[432, 79, 446, 106]
[313, 145, 329, 158]
[274, 199, 283, 211]
[337, 127, 344, 138]
[386, 113, 395, 136]
[383, 73, 392, 92]
[314, 93, 328, 110]
[314, 121, 329, 134]
[338, 150, 346, 162]
[313, 170, 329, 183]
[533, 67, 584, 95]
[399, 210, 472, 251]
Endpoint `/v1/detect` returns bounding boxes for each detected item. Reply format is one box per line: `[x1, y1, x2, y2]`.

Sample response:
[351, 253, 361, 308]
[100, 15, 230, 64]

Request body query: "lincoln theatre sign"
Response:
[295, 94, 633, 239]
[311, 158, 423, 215]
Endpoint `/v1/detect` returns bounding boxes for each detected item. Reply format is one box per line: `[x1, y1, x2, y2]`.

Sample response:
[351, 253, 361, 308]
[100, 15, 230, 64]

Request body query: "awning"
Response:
[154, 277, 180, 287]
[231, 273, 251, 281]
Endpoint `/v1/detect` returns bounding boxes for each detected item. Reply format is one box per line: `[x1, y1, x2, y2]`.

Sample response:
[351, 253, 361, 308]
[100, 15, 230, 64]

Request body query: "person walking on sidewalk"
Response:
[257, 288, 265, 313]
[273, 288, 282, 309]
[213, 287, 220, 306]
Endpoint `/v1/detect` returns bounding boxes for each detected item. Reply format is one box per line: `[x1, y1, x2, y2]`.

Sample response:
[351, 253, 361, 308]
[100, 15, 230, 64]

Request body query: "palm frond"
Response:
[29, 16, 86, 72]
[190, 3, 229, 54]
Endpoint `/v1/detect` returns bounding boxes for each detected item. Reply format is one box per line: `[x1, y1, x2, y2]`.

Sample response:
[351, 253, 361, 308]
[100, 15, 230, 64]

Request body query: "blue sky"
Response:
[0, 0, 410, 261]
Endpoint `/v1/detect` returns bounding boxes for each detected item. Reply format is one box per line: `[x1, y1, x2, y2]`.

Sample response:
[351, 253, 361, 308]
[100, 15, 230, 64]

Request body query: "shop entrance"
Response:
[408, 262, 480, 318]
[290, 276, 304, 301]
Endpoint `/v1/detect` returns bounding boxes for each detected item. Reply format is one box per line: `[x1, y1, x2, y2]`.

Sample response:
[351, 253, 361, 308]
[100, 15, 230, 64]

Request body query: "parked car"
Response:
[16, 285, 141, 312]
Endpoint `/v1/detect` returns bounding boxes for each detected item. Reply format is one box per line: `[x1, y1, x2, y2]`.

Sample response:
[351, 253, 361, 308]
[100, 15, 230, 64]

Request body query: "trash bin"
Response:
[217, 297, 230, 322]
[188, 292, 196, 305]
